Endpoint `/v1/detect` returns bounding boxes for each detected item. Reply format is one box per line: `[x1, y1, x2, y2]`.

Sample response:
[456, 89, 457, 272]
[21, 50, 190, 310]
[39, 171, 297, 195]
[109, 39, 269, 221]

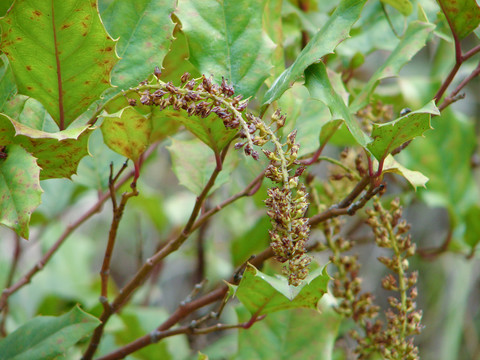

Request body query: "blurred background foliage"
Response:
[0, 0, 479, 359]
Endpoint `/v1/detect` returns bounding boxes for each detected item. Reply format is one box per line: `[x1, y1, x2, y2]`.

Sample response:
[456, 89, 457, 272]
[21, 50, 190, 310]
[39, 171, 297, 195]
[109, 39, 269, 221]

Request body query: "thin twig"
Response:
[438, 60, 480, 111]
[0, 234, 21, 336]
[82, 147, 230, 359]
[0, 146, 156, 313]
[100, 183, 138, 312]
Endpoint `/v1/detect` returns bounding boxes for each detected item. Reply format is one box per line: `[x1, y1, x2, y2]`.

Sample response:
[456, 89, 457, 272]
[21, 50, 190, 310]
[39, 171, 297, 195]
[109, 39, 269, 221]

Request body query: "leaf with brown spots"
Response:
[438, 0, 480, 40]
[0, 144, 42, 239]
[0, 0, 119, 130]
[0, 113, 93, 180]
[101, 106, 153, 162]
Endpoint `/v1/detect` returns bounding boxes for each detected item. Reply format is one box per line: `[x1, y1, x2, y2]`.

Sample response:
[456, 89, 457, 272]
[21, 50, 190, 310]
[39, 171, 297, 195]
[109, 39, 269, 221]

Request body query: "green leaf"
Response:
[0, 1, 13, 16]
[100, 0, 176, 89]
[380, 0, 413, 16]
[0, 54, 16, 111]
[464, 205, 480, 248]
[176, 0, 275, 98]
[101, 107, 152, 162]
[350, 21, 435, 111]
[234, 296, 342, 360]
[0, 306, 100, 360]
[367, 101, 438, 161]
[229, 264, 329, 316]
[304, 62, 370, 147]
[167, 138, 235, 195]
[231, 216, 270, 266]
[262, 0, 367, 107]
[0, 114, 93, 179]
[0, 0, 119, 129]
[0, 144, 42, 239]
[176, 112, 237, 152]
[263, 0, 285, 78]
[382, 155, 429, 190]
[437, 0, 480, 40]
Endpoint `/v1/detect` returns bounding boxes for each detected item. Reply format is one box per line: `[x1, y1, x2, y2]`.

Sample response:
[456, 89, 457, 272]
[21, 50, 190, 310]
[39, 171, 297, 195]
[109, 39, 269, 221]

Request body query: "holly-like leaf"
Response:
[167, 138, 235, 195]
[305, 62, 370, 147]
[438, 0, 480, 40]
[350, 21, 435, 111]
[228, 264, 329, 316]
[0, 0, 119, 129]
[0, 114, 93, 180]
[0, 144, 42, 239]
[235, 296, 342, 360]
[367, 101, 438, 161]
[262, 0, 367, 107]
[381, 0, 413, 16]
[100, 0, 176, 89]
[382, 155, 429, 190]
[101, 107, 152, 162]
[176, 0, 275, 98]
[0, 306, 100, 360]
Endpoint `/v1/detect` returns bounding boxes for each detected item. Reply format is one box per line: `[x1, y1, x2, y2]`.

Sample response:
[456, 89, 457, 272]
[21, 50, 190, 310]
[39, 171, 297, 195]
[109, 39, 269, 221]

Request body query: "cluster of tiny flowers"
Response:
[355, 199, 422, 360]
[323, 218, 379, 322]
[132, 70, 311, 286]
[263, 111, 311, 286]
[131, 69, 259, 160]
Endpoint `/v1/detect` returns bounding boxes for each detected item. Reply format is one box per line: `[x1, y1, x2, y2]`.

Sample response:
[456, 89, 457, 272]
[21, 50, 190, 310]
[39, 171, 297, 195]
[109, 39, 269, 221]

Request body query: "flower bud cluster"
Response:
[324, 218, 379, 322]
[131, 71, 259, 159]
[357, 199, 422, 360]
[132, 70, 312, 286]
[262, 111, 311, 286]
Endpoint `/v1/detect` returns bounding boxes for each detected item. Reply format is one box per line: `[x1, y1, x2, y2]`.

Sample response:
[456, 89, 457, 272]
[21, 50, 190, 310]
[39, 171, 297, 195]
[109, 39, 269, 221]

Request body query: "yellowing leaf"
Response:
[0, 0, 119, 129]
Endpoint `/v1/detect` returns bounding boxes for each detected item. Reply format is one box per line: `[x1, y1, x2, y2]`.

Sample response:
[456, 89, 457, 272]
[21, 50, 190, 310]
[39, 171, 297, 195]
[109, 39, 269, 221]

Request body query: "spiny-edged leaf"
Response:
[177, 0, 275, 98]
[382, 155, 429, 190]
[0, 114, 93, 180]
[101, 107, 152, 162]
[350, 21, 434, 111]
[159, 29, 200, 83]
[367, 101, 438, 161]
[464, 205, 480, 248]
[228, 264, 329, 315]
[0, 54, 16, 111]
[100, 0, 176, 89]
[101, 99, 182, 161]
[167, 138, 235, 195]
[0, 305, 100, 360]
[381, 0, 412, 16]
[234, 296, 342, 360]
[438, 0, 480, 40]
[0, 144, 42, 239]
[0, 0, 119, 129]
[262, 0, 367, 107]
[305, 62, 370, 147]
